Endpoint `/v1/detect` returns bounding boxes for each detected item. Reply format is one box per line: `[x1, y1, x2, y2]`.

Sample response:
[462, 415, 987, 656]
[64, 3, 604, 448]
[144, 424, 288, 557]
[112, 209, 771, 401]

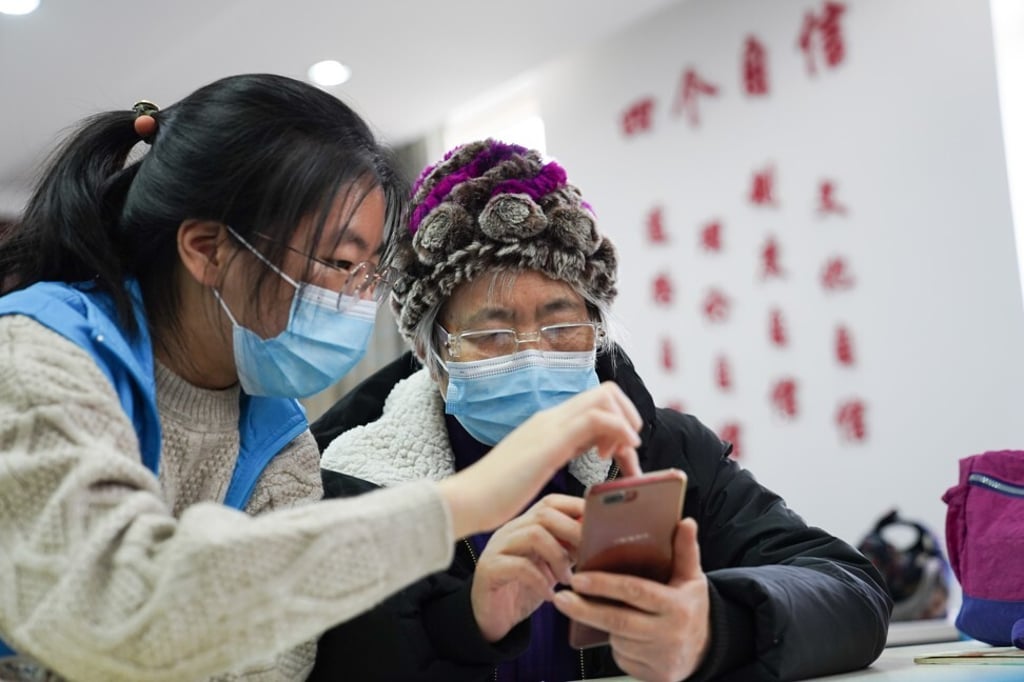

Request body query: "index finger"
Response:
[613, 444, 641, 478]
[535, 493, 586, 517]
[599, 383, 642, 477]
[569, 571, 669, 615]
[573, 383, 643, 477]
[600, 382, 643, 432]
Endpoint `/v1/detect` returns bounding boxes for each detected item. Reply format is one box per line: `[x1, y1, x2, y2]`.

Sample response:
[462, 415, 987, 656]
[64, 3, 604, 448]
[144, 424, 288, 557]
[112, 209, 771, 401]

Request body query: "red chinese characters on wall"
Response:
[652, 273, 675, 306]
[700, 220, 723, 252]
[702, 288, 731, 323]
[622, 97, 656, 137]
[749, 165, 778, 206]
[770, 378, 799, 419]
[836, 398, 867, 442]
[673, 67, 720, 127]
[743, 36, 769, 96]
[798, 1, 848, 76]
[769, 308, 788, 348]
[647, 206, 668, 244]
[761, 236, 786, 280]
[660, 337, 677, 372]
[618, 13, 866, 442]
[818, 180, 848, 216]
[715, 355, 733, 392]
[835, 325, 855, 366]
[718, 422, 743, 459]
[821, 256, 855, 291]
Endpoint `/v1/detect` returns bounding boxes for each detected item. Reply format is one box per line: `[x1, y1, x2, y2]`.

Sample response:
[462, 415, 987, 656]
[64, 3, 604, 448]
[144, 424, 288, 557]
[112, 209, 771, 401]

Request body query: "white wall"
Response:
[992, 0, 1024, 308]
[514, 0, 1024, 547]
[0, 184, 29, 217]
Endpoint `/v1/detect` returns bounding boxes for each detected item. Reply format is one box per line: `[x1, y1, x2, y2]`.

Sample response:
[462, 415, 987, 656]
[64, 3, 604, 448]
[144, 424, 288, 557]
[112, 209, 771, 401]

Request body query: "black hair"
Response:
[0, 73, 406, 349]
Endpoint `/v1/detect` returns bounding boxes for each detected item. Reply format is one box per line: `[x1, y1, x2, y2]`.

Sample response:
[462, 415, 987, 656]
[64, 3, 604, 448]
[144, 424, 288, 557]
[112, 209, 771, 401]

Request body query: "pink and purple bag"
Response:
[942, 450, 1024, 647]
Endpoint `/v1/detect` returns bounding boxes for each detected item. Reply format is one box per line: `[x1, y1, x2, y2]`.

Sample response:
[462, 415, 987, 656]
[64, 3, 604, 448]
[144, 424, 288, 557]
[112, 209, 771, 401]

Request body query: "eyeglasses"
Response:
[299, 250, 395, 303]
[438, 321, 604, 359]
[252, 233, 396, 307]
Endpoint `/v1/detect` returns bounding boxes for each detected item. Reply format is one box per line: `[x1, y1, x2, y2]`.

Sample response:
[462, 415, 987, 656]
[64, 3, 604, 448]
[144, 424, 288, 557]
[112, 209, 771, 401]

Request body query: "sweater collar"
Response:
[154, 359, 241, 429]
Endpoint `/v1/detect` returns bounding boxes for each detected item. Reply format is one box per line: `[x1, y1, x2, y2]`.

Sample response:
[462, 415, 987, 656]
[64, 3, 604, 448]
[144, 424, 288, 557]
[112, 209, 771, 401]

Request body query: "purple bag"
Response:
[942, 450, 1024, 647]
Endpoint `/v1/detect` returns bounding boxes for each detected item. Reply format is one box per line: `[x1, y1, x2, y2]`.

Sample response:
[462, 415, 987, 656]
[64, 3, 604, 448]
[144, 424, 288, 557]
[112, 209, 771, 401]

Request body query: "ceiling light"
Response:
[0, 0, 40, 15]
[308, 60, 352, 87]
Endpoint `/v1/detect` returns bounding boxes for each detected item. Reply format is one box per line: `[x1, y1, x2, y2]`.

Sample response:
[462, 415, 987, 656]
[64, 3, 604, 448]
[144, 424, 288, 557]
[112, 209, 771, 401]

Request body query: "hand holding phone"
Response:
[568, 468, 687, 649]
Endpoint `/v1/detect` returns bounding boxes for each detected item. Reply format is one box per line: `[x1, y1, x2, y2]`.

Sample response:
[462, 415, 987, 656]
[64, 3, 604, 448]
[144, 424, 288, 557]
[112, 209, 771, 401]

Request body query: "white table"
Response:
[579, 640, 1024, 681]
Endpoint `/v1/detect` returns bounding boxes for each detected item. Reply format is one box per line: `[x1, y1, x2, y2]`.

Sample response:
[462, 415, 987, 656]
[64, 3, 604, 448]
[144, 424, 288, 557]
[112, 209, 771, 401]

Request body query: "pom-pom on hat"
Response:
[390, 139, 618, 341]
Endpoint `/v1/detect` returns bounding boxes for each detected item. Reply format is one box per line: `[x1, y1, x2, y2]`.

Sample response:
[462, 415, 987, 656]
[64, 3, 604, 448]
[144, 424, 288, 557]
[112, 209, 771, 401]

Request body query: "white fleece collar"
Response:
[320, 368, 611, 488]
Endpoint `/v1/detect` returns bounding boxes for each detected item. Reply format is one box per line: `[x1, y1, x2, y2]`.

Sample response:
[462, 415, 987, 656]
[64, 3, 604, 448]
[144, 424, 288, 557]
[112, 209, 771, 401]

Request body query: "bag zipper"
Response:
[968, 472, 1024, 497]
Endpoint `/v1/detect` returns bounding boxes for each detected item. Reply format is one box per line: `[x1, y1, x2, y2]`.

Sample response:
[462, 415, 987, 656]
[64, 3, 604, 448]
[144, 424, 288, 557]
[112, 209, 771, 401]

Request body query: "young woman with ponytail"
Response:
[0, 74, 641, 682]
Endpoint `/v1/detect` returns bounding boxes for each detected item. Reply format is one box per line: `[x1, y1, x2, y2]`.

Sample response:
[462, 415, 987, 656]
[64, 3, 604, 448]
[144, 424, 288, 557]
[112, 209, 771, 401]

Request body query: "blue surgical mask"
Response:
[441, 349, 600, 445]
[214, 232, 377, 398]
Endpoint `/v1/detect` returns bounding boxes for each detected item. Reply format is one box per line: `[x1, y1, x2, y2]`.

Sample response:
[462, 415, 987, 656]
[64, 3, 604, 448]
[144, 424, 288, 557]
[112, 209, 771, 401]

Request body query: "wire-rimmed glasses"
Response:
[438, 321, 604, 360]
[259, 237, 395, 312]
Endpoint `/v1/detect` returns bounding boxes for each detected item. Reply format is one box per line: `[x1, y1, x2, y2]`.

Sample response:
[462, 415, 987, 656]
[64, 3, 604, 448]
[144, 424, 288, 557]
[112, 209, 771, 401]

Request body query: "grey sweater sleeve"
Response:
[0, 315, 454, 682]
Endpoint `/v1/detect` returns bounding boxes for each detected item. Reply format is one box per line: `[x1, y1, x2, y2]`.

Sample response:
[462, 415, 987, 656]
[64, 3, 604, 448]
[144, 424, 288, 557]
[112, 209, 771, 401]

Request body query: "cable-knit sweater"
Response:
[0, 315, 454, 682]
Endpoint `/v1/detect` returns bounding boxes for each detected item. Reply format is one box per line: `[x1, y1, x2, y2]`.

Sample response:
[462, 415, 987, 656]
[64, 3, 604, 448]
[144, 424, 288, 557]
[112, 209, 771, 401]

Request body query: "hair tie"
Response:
[132, 100, 160, 143]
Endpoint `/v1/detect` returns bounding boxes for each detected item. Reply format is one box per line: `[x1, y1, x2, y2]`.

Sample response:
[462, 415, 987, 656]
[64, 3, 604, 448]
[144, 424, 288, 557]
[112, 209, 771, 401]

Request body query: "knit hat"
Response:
[390, 139, 618, 341]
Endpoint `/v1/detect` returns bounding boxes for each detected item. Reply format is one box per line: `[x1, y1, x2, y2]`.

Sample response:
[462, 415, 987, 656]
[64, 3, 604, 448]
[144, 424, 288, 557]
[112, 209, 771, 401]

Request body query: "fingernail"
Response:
[554, 591, 574, 607]
[572, 574, 591, 591]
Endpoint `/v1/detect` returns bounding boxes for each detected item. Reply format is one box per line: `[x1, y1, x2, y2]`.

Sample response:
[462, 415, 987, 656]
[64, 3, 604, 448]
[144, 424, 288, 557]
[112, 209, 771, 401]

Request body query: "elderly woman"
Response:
[311, 140, 891, 682]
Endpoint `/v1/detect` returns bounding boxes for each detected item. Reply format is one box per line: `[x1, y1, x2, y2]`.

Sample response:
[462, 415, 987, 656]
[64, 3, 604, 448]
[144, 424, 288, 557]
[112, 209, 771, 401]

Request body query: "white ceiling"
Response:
[0, 0, 682, 210]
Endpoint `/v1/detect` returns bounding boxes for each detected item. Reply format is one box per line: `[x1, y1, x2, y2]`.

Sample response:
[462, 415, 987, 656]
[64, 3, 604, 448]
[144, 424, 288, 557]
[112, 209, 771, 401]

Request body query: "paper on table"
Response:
[915, 647, 1024, 665]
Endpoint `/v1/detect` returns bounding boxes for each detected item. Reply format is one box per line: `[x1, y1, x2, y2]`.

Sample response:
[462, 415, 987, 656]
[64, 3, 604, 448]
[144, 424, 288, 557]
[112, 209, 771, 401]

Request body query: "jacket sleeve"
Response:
[312, 471, 530, 682]
[665, 412, 892, 682]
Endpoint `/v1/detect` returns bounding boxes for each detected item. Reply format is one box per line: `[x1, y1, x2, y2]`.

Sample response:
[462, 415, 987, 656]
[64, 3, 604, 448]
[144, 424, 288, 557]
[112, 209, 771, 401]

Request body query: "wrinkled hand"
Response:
[553, 519, 710, 682]
[438, 382, 642, 539]
[472, 494, 584, 642]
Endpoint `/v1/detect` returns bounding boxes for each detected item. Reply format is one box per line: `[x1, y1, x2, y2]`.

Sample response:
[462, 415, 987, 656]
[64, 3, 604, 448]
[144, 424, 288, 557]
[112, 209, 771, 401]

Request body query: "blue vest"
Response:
[0, 280, 309, 660]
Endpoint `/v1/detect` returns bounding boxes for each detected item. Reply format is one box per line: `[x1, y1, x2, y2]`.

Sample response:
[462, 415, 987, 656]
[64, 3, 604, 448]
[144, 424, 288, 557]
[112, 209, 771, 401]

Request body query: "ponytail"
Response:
[0, 74, 406, 345]
[0, 110, 145, 330]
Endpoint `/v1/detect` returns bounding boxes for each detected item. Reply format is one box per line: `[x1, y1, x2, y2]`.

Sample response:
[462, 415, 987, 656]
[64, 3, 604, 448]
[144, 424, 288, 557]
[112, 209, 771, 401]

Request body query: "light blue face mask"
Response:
[215, 231, 378, 398]
[441, 349, 600, 445]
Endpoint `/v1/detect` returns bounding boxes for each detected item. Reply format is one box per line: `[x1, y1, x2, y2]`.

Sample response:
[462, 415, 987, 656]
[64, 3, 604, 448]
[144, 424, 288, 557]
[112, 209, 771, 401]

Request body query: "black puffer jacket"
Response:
[309, 348, 891, 682]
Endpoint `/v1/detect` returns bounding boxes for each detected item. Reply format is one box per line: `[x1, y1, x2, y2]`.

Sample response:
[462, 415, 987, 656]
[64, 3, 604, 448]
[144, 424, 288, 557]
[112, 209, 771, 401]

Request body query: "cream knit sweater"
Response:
[0, 315, 454, 682]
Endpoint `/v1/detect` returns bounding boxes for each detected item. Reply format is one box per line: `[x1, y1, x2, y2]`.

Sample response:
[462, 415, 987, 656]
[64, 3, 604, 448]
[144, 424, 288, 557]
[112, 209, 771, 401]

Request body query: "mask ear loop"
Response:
[431, 347, 449, 372]
[212, 289, 242, 327]
[429, 347, 451, 401]
[428, 324, 452, 399]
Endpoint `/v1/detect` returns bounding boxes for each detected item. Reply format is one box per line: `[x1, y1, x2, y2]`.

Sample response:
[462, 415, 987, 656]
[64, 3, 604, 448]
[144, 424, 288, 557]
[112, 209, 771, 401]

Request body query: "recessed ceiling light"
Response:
[308, 60, 352, 87]
[0, 0, 40, 15]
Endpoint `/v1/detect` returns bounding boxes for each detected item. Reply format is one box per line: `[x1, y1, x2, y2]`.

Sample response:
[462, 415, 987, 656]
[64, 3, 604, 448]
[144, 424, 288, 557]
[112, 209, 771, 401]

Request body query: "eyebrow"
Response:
[339, 230, 372, 254]
[461, 297, 587, 328]
[322, 226, 379, 260]
[463, 306, 515, 327]
[537, 297, 587, 317]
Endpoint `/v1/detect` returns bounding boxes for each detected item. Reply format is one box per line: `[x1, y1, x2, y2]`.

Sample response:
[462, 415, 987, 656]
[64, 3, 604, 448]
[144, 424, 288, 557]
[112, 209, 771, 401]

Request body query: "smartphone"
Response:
[568, 468, 687, 649]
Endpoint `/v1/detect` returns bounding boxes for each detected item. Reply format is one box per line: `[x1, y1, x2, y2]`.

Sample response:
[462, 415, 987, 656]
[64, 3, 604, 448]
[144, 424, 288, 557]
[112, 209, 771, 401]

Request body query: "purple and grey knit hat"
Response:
[390, 139, 618, 341]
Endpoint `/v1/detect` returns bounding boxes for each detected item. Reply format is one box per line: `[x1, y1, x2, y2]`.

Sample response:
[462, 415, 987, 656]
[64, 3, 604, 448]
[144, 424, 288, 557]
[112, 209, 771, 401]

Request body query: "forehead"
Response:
[294, 185, 386, 256]
[444, 270, 586, 321]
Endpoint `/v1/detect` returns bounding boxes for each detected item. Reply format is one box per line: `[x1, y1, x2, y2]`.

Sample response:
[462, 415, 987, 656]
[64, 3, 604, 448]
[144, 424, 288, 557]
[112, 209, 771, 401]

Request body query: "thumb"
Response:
[669, 518, 702, 585]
